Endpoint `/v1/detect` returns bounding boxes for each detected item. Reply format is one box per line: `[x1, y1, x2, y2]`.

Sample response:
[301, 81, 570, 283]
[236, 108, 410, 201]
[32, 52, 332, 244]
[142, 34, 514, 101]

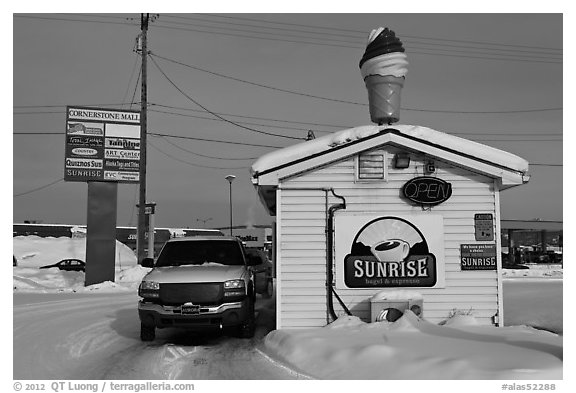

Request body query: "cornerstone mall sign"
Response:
[64, 106, 141, 183]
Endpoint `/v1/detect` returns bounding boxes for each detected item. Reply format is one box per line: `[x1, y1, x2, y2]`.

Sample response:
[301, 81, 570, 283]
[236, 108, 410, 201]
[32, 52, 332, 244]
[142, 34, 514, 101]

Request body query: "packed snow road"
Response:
[13, 292, 303, 380]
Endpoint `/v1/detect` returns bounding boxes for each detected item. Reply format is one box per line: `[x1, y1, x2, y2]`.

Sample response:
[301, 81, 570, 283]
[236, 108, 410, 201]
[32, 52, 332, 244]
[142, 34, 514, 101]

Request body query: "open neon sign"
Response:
[402, 176, 452, 206]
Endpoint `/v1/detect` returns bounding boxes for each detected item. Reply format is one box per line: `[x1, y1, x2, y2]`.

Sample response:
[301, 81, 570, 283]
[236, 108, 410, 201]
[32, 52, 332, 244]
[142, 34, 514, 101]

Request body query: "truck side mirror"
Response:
[246, 255, 261, 266]
[141, 257, 154, 268]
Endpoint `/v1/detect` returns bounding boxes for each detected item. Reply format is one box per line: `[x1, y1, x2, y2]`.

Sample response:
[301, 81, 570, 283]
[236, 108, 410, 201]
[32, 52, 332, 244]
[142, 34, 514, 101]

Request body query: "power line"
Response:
[149, 103, 344, 129]
[15, 14, 561, 64]
[148, 138, 250, 170]
[13, 102, 140, 109]
[149, 107, 564, 137]
[60, 13, 563, 56]
[12, 103, 564, 136]
[149, 132, 285, 149]
[129, 66, 142, 111]
[158, 15, 561, 62]
[158, 135, 259, 160]
[150, 52, 562, 113]
[151, 22, 561, 65]
[167, 14, 561, 57]
[193, 13, 562, 53]
[13, 111, 63, 115]
[148, 54, 306, 141]
[150, 52, 366, 106]
[13, 131, 563, 143]
[13, 178, 64, 197]
[14, 14, 137, 27]
[121, 53, 141, 108]
[12, 131, 287, 148]
[12, 101, 564, 136]
[121, 53, 142, 112]
[148, 108, 326, 133]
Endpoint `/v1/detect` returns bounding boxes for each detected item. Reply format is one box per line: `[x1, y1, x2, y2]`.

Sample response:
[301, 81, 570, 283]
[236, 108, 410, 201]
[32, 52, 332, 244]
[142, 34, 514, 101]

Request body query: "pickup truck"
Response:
[137, 236, 260, 341]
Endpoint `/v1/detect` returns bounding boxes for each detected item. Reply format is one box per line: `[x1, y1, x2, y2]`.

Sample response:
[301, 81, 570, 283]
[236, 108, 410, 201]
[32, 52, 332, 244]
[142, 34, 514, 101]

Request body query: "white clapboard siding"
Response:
[277, 146, 500, 328]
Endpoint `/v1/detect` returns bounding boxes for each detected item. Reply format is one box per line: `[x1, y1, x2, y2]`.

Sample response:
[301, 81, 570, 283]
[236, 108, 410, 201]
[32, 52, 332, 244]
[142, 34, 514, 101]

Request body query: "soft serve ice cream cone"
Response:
[359, 27, 408, 125]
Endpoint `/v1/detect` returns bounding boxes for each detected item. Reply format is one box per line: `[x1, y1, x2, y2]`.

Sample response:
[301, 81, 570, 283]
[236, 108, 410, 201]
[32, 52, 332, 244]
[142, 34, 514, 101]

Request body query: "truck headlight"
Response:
[140, 281, 160, 290]
[138, 281, 160, 298]
[224, 280, 245, 289]
[223, 279, 246, 299]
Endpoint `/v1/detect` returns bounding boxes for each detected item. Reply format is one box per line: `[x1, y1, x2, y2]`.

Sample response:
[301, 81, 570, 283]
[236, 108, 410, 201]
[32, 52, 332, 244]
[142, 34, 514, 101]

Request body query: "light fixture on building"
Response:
[426, 161, 436, 174]
[393, 153, 411, 169]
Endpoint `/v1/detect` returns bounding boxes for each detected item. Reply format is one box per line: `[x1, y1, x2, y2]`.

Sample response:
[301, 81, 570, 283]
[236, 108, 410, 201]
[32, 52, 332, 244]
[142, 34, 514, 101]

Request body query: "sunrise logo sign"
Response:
[343, 217, 437, 288]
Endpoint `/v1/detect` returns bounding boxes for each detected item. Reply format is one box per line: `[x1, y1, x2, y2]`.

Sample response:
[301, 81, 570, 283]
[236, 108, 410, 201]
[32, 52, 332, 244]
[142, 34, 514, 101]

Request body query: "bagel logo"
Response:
[71, 148, 98, 156]
[343, 217, 437, 288]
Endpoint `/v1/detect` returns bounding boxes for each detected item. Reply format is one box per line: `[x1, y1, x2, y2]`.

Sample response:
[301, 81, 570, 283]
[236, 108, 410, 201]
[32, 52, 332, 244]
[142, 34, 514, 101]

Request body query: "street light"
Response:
[225, 175, 236, 236]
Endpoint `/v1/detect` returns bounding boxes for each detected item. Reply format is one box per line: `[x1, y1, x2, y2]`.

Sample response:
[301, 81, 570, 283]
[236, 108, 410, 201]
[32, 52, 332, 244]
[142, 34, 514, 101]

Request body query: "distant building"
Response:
[215, 224, 273, 258]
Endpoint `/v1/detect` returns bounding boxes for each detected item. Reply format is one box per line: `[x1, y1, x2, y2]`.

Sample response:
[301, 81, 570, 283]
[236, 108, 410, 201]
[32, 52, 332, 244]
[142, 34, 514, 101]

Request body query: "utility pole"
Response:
[136, 13, 149, 263]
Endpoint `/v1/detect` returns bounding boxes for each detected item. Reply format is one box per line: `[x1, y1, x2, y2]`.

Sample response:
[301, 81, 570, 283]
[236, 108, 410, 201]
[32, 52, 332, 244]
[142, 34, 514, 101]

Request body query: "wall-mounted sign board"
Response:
[335, 214, 446, 289]
[460, 244, 497, 271]
[474, 213, 494, 241]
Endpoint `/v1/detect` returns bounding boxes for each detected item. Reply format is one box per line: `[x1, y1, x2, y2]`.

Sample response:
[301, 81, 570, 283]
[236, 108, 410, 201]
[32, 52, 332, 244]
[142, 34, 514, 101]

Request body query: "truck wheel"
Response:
[263, 279, 273, 298]
[238, 299, 256, 338]
[140, 323, 155, 342]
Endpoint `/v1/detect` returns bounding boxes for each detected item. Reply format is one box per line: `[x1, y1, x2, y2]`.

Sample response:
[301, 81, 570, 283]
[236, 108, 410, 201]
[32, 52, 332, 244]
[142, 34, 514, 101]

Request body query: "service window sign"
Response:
[64, 106, 141, 182]
[335, 214, 445, 289]
[460, 244, 497, 270]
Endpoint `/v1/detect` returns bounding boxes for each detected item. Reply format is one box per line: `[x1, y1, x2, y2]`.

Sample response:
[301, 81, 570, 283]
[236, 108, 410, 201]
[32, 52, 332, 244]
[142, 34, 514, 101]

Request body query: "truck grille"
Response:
[159, 283, 223, 305]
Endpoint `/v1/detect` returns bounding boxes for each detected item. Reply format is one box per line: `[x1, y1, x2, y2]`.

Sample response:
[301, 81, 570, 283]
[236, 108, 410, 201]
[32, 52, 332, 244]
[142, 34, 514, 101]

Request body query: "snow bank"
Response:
[13, 236, 148, 293]
[13, 264, 150, 293]
[13, 235, 138, 269]
[503, 266, 563, 279]
[371, 289, 423, 301]
[264, 311, 562, 380]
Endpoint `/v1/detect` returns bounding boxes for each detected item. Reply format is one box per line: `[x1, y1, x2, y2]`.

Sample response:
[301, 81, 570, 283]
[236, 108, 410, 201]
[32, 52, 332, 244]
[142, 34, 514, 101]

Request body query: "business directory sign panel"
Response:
[64, 106, 141, 182]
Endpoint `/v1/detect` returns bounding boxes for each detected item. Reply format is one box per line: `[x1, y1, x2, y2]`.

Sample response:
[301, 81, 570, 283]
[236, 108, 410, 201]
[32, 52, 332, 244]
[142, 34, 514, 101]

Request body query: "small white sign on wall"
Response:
[335, 214, 445, 289]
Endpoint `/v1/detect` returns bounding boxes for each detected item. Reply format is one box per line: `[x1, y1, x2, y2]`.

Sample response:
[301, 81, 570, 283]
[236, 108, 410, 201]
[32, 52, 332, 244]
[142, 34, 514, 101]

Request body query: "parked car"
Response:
[245, 248, 274, 298]
[39, 258, 85, 272]
[137, 236, 261, 341]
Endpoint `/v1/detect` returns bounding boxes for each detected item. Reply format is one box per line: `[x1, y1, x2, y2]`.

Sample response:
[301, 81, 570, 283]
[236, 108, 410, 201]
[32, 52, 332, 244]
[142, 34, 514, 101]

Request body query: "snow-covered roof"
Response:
[251, 124, 529, 178]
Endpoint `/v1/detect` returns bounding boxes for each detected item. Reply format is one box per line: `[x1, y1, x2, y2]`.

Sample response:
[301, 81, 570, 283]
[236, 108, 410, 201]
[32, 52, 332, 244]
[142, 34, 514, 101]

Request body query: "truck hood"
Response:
[143, 264, 247, 284]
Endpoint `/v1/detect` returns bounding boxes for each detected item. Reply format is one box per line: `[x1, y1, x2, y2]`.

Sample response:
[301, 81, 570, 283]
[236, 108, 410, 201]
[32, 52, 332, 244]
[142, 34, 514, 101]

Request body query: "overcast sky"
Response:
[12, 11, 563, 229]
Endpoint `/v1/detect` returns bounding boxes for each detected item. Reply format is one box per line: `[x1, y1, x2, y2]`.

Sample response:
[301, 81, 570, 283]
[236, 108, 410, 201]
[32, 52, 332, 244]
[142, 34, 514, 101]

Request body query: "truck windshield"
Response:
[155, 240, 245, 267]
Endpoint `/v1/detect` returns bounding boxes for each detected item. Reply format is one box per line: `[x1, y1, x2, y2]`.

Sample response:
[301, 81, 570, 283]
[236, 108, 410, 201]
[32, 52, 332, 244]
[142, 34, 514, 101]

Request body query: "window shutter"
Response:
[358, 151, 385, 180]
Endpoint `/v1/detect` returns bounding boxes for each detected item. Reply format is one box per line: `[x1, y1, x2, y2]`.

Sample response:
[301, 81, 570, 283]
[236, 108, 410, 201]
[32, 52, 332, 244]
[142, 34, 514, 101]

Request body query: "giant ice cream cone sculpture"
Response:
[359, 27, 408, 125]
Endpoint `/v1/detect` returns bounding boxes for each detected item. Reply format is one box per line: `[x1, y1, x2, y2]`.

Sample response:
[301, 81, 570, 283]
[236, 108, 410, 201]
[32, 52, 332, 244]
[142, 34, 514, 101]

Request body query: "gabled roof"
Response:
[251, 124, 529, 187]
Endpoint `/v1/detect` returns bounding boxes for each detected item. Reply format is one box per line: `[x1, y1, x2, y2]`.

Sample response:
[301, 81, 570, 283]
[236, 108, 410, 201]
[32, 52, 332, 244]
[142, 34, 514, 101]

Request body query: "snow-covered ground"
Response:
[12, 236, 564, 380]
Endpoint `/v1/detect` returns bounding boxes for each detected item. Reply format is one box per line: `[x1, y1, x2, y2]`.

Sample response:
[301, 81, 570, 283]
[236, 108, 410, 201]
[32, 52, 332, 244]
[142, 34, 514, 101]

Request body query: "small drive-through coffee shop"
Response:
[251, 124, 529, 329]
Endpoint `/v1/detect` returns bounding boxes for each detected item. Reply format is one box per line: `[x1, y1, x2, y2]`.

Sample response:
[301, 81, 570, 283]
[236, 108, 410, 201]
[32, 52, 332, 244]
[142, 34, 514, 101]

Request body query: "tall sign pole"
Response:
[137, 13, 149, 263]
